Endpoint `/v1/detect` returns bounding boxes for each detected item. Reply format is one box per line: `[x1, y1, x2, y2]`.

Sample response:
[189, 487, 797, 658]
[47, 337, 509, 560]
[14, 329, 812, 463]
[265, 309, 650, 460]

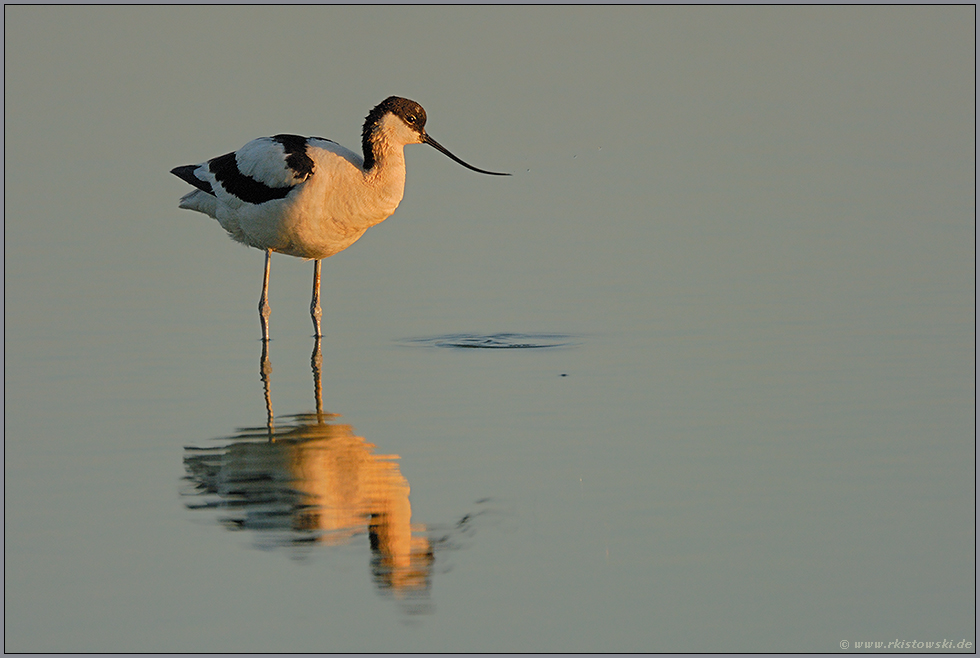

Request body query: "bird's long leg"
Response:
[259, 249, 272, 341]
[310, 259, 323, 338]
[260, 339, 274, 437]
[311, 335, 324, 423]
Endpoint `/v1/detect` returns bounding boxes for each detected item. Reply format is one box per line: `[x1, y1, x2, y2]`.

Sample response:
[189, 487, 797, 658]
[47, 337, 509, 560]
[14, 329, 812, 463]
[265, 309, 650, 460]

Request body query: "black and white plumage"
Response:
[171, 96, 508, 340]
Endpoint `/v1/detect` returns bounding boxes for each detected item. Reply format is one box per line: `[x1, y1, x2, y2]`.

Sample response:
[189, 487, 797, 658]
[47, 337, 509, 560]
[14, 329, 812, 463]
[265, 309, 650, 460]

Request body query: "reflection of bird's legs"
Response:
[259, 249, 272, 341]
[310, 259, 323, 338]
[311, 336, 324, 422]
[260, 339, 274, 437]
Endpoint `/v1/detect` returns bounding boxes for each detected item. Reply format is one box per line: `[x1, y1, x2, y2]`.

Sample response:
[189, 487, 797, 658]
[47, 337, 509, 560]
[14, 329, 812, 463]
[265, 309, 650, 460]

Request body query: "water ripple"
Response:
[400, 333, 577, 350]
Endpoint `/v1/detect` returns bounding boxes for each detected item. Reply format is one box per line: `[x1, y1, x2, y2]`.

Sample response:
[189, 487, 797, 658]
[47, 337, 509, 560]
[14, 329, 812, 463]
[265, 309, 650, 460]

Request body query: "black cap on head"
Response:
[362, 96, 510, 176]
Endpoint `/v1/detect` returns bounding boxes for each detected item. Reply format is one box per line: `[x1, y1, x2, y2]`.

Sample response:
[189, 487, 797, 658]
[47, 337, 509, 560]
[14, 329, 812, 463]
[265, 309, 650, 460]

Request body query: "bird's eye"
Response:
[406, 115, 417, 123]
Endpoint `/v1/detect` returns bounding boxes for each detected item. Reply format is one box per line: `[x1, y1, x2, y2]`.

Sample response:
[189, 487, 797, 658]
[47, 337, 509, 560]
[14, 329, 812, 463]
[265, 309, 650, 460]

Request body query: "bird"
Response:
[171, 96, 509, 341]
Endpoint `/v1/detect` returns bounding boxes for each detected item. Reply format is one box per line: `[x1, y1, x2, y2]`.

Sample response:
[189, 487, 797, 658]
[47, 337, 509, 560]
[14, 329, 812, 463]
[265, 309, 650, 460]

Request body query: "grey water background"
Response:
[4, 6, 974, 652]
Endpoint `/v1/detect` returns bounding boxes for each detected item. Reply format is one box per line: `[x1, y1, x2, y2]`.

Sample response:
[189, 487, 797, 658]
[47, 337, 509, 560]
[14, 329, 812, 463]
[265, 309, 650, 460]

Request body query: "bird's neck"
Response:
[365, 125, 407, 175]
[361, 133, 407, 220]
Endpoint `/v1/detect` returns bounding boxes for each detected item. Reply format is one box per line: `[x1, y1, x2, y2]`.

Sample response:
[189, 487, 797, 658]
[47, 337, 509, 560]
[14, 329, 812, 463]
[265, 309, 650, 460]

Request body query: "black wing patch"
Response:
[272, 134, 315, 179]
[171, 164, 215, 195]
[207, 151, 295, 204]
[174, 135, 315, 205]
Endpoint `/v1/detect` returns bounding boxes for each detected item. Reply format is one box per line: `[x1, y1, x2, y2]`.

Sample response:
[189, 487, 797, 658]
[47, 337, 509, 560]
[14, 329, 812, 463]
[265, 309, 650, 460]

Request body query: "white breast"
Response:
[222, 139, 408, 260]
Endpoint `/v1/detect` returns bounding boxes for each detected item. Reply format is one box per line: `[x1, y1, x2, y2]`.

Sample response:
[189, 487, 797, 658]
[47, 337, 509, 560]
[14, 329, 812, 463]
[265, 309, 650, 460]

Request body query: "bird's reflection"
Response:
[183, 338, 435, 600]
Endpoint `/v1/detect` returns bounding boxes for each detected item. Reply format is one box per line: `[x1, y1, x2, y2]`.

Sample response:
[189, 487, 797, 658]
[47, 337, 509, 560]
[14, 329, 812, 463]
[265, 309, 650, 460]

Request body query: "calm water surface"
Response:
[5, 6, 974, 653]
